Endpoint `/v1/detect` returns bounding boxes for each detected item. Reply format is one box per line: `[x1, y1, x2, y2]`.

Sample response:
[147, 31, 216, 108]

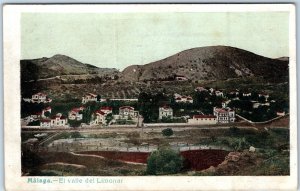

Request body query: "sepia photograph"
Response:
[3, 4, 297, 191]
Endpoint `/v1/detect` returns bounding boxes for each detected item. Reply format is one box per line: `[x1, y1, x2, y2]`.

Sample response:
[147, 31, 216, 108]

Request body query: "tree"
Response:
[71, 131, 83, 140]
[146, 148, 183, 175]
[44, 111, 51, 118]
[27, 120, 40, 126]
[105, 113, 113, 125]
[97, 95, 101, 102]
[228, 137, 249, 151]
[162, 128, 174, 137]
[69, 120, 82, 128]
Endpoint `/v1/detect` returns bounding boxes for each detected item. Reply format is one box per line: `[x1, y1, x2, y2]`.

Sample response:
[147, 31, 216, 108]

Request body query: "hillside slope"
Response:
[121, 46, 288, 83]
[21, 54, 118, 81]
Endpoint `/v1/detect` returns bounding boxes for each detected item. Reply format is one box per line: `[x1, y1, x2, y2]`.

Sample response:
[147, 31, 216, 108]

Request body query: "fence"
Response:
[33, 140, 232, 153]
[236, 113, 289, 125]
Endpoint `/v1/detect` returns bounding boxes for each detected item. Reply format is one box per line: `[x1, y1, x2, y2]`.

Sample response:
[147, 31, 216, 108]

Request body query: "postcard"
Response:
[3, 4, 297, 191]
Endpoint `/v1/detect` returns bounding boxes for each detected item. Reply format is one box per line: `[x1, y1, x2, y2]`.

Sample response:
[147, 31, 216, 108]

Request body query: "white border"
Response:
[3, 4, 297, 191]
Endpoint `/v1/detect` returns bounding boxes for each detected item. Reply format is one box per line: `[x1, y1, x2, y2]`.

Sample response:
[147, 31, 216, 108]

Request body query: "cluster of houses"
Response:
[194, 86, 275, 109]
[195, 86, 261, 98]
[23, 92, 143, 128]
[90, 106, 140, 126]
[24, 106, 68, 128]
[159, 103, 236, 124]
[22, 88, 285, 128]
[25, 106, 52, 123]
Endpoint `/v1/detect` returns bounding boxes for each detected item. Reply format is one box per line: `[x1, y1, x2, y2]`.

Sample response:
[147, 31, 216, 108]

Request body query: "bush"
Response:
[68, 120, 82, 128]
[162, 128, 173, 137]
[28, 120, 40, 126]
[146, 148, 183, 175]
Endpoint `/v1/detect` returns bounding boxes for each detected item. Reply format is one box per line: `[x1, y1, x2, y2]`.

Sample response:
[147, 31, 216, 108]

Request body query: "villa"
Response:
[68, 106, 85, 121]
[93, 106, 113, 125]
[159, 106, 173, 119]
[119, 106, 138, 119]
[82, 93, 98, 104]
[50, 113, 68, 127]
[213, 107, 235, 123]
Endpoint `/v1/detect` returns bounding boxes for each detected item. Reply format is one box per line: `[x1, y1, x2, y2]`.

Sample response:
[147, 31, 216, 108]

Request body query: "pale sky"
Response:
[21, 12, 289, 70]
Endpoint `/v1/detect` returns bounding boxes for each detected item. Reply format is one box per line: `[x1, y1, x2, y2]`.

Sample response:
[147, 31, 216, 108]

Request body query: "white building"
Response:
[276, 111, 286, 116]
[243, 92, 252, 97]
[215, 90, 224, 97]
[258, 93, 270, 101]
[188, 115, 217, 125]
[30, 93, 52, 103]
[159, 106, 173, 119]
[175, 75, 188, 81]
[252, 101, 270, 109]
[50, 113, 68, 127]
[68, 106, 85, 121]
[195, 87, 208, 92]
[82, 93, 98, 104]
[93, 106, 113, 125]
[213, 107, 235, 123]
[40, 119, 51, 128]
[119, 106, 138, 119]
[30, 112, 42, 120]
[174, 94, 193, 103]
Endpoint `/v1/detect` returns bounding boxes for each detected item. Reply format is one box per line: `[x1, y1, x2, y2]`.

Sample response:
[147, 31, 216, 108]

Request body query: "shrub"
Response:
[44, 111, 51, 118]
[28, 120, 40, 126]
[146, 148, 183, 175]
[162, 128, 173, 137]
[68, 120, 82, 128]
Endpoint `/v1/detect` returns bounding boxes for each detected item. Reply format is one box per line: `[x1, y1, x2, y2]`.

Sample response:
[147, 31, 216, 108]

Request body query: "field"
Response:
[21, 126, 289, 176]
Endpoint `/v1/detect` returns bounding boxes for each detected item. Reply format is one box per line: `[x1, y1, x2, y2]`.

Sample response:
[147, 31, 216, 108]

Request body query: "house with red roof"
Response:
[174, 93, 193, 103]
[40, 119, 51, 128]
[119, 106, 138, 119]
[82, 93, 98, 104]
[92, 106, 113, 125]
[68, 106, 85, 121]
[30, 112, 43, 120]
[50, 113, 68, 127]
[195, 86, 208, 92]
[159, 106, 173, 119]
[188, 115, 217, 125]
[30, 92, 52, 103]
[276, 111, 285, 116]
[213, 107, 235, 123]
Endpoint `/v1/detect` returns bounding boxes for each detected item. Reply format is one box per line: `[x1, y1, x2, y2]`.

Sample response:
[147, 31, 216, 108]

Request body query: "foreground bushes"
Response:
[146, 148, 183, 175]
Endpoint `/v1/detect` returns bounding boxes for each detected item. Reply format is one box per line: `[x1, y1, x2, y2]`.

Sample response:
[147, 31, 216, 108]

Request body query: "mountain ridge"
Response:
[120, 46, 288, 83]
[21, 54, 119, 81]
[21, 46, 289, 83]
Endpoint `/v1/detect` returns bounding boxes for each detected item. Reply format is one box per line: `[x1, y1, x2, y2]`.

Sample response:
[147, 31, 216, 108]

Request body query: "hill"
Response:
[21, 54, 119, 81]
[121, 46, 288, 83]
